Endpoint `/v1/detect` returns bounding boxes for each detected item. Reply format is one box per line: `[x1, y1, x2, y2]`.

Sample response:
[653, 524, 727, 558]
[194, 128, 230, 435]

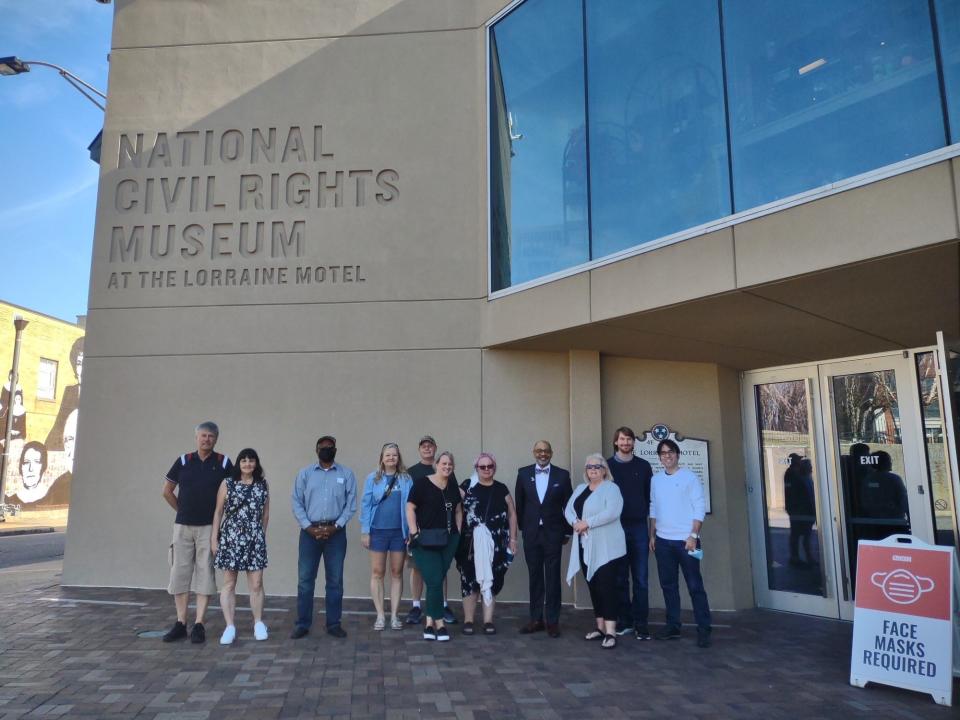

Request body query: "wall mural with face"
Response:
[3, 335, 82, 509]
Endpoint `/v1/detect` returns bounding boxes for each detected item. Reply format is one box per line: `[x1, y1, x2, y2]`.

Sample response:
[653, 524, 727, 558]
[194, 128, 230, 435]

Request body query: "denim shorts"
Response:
[370, 527, 406, 552]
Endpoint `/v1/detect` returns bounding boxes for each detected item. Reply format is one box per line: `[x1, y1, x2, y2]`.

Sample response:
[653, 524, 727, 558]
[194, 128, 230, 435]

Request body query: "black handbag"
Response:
[418, 481, 453, 548]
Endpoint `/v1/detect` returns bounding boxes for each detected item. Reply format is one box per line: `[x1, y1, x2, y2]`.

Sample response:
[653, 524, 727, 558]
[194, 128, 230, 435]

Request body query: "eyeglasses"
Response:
[476, 464, 495, 471]
[585, 464, 604, 471]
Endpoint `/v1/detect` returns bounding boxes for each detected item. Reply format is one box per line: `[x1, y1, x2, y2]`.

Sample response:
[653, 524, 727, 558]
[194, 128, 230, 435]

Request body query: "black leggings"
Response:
[582, 558, 619, 621]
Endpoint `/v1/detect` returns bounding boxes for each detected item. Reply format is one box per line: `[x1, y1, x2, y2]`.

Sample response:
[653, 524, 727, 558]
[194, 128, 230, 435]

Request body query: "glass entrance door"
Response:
[742, 366, 840, 617]
[744, 352, 937, 620]
[820, 356, 932, 620]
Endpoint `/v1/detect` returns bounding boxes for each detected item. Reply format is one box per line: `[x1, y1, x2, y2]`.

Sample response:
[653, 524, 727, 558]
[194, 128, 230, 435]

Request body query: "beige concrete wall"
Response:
[63, 349, 483, 594]
[111, 0, 514, 48]
[487, 163, 960, 347]
[599, 356, 753, 610]
[479, 349, 574, 604]
[68, 0, 496, 599]
[66, 0, 823, 617]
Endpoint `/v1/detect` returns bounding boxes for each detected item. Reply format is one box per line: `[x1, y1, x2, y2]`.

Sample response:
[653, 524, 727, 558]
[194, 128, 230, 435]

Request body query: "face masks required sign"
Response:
[634, 424, 711, 514]
[850, 536, 959, 706]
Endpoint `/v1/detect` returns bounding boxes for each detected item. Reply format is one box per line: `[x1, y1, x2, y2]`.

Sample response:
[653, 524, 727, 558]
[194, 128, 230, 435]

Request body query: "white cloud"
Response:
[0, 174, 99, 227]
[0, 0, 97, 38]
[3, 81, 58, 108]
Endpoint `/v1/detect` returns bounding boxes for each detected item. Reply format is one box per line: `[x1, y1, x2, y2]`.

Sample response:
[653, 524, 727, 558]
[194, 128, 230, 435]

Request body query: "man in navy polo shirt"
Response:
[607, 426, 653, 639]
[162, 421, 233, 644]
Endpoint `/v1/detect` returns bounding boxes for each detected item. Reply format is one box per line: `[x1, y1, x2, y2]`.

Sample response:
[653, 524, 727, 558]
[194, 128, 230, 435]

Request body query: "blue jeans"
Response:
[296, 528, 346, 630]
[654, 537, 711, 631]
[616, 521, 649, 627]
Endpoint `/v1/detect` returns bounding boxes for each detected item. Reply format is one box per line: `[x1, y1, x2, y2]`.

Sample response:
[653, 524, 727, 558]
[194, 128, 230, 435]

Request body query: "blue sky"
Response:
[0, 0, 113, 323]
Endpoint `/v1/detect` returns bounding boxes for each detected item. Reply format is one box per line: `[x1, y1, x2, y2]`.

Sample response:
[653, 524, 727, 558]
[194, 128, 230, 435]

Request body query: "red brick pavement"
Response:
[0, 560, 955, 719]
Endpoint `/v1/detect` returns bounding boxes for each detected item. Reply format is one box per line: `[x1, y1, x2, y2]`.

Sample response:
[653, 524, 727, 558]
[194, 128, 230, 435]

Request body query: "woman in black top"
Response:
[456, 452, 517, 635]
[406, 451, 463, 642]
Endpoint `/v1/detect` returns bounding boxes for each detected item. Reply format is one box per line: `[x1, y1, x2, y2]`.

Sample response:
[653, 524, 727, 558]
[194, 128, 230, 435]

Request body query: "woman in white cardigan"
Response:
[564, 454, 626, 648]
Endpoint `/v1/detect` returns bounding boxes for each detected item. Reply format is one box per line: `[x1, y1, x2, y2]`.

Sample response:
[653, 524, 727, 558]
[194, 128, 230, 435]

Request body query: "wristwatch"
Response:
[689, 532, 700, 539]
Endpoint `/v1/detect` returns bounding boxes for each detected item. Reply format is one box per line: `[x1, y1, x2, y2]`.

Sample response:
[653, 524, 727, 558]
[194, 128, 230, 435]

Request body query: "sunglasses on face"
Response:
[476, 464, 495, 471]
[585, 464, 604, 471]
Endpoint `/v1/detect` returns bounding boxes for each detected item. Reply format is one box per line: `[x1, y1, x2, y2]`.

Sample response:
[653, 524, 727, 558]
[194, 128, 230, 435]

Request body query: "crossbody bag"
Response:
[418, 480, 453, 548]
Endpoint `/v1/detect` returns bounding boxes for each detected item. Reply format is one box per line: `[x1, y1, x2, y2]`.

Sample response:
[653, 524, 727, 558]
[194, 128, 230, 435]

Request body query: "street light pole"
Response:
[0, 57, 107, 111]
[0, 315, 29, 521]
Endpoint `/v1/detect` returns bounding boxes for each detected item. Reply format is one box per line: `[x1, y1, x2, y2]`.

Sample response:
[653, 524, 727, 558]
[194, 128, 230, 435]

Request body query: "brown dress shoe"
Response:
[519, 620, 545, 634]
[546, 623, 560, 638]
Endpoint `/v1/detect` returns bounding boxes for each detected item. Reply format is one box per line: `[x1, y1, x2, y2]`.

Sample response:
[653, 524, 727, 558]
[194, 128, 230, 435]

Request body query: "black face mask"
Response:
[317, 446, 337, 464]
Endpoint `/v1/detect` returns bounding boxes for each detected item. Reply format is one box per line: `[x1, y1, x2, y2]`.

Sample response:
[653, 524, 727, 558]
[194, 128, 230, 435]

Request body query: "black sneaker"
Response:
[655, 625, 681, 641]
[189, 622, 206, 644]
[405, 606, 423, 625]
[697, 628, 712, 648]
[162, 621, 188, 642]
[442, 606, 458, 624]
[327, 625, 347, 639]
[290, 626, 309, 639]
[635, 625, 651, 640]
[436, 626, 450, 642]
[423, 625, 437, 641]
[615, 622, 632, 636]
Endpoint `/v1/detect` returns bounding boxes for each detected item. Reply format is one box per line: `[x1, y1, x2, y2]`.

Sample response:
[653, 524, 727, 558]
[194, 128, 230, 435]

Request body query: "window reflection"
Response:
[915, 352, 958, 546]
[489, 0, 589, 291]
[831, 370, 910, 592]
[723, 0, 944, 210]
[755, 381, 825, 596]
[489, 0, 954, 290]
[934, 0, 960, 143]
[586, 0, 730, 258]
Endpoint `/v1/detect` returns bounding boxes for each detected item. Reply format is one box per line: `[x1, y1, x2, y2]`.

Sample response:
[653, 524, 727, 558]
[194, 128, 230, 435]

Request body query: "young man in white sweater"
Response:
[648, 438, 712, 648]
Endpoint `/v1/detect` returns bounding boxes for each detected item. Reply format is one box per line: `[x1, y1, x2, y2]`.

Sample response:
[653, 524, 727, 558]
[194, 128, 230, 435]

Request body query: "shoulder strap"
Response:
[438, 479, 453, 532]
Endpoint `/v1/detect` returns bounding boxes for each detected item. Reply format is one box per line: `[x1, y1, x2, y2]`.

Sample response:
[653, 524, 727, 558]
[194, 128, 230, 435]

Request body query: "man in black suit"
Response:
[515, 440, 573, 638]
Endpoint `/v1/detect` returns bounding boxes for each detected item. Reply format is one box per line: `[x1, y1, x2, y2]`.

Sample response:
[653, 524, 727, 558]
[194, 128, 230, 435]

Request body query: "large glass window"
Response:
[490, 0, 953, 291]
[586, 0, 730, 258]
[490, 0, 589, 291]
[935, 0, 960, 141]
[723, 0, 945, 210]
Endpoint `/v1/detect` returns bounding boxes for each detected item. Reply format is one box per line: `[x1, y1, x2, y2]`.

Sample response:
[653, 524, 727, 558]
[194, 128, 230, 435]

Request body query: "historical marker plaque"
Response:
[635, 424, 712, 514]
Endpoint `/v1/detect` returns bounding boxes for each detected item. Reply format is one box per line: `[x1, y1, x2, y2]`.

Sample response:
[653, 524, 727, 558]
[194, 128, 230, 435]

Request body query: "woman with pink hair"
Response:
[455, 452, 518, 635]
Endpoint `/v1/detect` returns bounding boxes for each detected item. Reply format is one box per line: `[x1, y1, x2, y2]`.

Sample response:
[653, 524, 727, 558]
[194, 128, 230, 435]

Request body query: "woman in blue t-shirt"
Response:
[360, 442, 413, 630]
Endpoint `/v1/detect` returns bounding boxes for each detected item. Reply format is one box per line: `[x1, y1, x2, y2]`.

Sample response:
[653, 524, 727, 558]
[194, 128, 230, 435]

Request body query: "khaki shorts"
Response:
[168, 523, 217, 596]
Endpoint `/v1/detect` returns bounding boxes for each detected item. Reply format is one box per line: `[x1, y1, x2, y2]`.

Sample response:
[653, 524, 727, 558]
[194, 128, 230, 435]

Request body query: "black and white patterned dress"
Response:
[456, 480, 512, 597]
[214, 479, 269, 571]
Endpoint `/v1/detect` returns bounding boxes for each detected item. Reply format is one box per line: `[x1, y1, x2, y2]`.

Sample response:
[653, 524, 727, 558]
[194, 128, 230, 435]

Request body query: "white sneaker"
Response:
[254, 621, 268, 641]
[219, 625, 236, 645]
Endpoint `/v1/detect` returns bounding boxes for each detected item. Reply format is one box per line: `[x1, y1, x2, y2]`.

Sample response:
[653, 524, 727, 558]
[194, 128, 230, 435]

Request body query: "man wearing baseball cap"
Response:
[291, 435, 357, 639]
[404, 435, 458, 625]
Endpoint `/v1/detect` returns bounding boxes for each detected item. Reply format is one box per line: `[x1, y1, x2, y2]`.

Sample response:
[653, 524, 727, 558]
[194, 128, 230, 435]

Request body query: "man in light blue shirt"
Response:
[291, 435, 357, 639]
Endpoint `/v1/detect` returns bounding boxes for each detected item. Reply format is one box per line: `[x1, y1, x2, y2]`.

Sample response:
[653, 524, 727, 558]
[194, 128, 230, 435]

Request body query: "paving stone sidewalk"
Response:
[0, 561, 955, 719]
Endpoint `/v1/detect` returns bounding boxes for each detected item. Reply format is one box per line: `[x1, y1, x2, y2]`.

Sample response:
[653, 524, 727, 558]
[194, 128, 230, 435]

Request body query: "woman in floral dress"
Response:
[211, 447, 270, 645]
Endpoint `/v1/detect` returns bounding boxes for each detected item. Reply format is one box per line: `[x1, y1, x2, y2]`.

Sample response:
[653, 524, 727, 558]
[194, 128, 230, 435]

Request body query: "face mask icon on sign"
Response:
[870, 569, 935, 605]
